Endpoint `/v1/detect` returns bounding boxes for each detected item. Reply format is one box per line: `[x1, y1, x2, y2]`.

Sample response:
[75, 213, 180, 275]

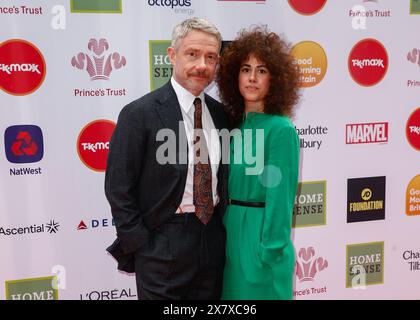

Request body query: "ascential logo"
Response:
[70, 0, 122, 13]
[5, 276, 58, 300]
[0, 220, 60, 236]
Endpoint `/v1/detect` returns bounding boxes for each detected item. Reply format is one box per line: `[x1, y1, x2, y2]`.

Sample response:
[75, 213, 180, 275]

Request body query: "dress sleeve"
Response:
[259, 124, 300, 267]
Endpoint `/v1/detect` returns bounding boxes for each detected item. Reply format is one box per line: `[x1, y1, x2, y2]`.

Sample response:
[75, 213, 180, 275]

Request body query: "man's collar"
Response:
[171, 77, 205, 114]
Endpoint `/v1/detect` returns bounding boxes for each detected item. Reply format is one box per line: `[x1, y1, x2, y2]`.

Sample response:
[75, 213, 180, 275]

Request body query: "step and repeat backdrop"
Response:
[1, 0, 419, 300]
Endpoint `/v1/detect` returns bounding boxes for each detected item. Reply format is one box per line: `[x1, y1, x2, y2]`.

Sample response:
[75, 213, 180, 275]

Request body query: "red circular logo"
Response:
[0, 39, 46, 95]
[77, 120, 116, 172]
[406, 108, 420, 151]
[348, 38, 388, 87]
[288, 0, 327, 15]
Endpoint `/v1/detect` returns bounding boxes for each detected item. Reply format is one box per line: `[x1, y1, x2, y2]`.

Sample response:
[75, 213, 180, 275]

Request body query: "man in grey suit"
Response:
[105, 18, 228, 300]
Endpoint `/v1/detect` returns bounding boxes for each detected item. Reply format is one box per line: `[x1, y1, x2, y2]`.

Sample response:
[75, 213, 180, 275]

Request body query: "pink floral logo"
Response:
[295, 247, 328, 282]
[71, 39, 126, 80]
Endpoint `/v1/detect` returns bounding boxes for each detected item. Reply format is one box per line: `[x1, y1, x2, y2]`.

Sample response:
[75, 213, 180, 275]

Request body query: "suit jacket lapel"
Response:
[155, 82, 188, 166]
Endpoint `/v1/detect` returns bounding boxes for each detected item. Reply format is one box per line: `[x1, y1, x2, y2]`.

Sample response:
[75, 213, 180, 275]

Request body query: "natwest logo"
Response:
[71, 38, 126, 81]
[348, 38, 388, 86]
[4, 125, 44, 164]
[0, 39, 46, 95]
[77, 120, 115, 172]
[346, 122, 388, 144]
[406, 108, 420, 151]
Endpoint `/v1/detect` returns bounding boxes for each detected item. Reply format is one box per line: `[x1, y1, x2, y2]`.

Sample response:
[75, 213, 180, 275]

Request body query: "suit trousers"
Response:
[134, 212, 226, 300]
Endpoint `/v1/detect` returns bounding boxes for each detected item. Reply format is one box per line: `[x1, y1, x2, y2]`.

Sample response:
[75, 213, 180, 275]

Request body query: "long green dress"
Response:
[222, 112, 300, 300]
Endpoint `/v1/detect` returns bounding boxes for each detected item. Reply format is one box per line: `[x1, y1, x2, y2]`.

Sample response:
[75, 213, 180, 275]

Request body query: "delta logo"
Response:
[345, 122, 388, 144]
[348, 38, 388, 87]
[4, 125, 44, 164]
[70, 0, 122, 13]
[77, 218, 115, 230]
[347, 176, 386, 223]
[346, 241, 384, 288]
[288, 0, 327, 15]
[0, 39, 46, 95]
[71, 38, 126, 81]
[5, 276, 58, 300]
[406, 108, 420, 151]
[77, 120, 116, 172]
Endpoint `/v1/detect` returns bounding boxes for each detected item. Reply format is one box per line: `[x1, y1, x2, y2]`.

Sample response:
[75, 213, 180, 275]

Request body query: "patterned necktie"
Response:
[193, 98, 213, 225]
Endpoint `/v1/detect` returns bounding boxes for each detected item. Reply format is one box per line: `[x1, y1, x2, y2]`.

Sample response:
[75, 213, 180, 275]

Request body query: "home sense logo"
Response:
[149, 40, 172, 90]
[347, 176, 385, 223]
[77, 120, 116, 172]
[348, 38, 388, 86]
[411, 0, 420, 14]
[4, 125, 44, 164]
[346, 122, 388, 144]
[291, 41, 327, 88]
[293, 181, 326, 228]
[406, 175, 420, 216]
[70, 0, 122, 13]
[5, 276, 58, 300]
[406, 108, 420, 151]
[346, 241, 384, 288]
[0, 39, 46, 95]
[288, 0, 327, 15]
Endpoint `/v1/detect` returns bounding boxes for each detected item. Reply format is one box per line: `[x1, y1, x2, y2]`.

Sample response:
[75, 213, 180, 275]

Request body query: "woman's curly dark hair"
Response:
[216, 26, 300, 128]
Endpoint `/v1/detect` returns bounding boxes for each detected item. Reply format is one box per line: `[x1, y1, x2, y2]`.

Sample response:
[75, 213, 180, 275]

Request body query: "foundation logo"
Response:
[70, 0, 122, 13]
[293, 181, 326, 228]
[411, 0, 420, 14]
[406, 108, 420, 151]
[291, 41, 327, 88]
[346, 241, 384, 288]
[71, 39, 126, 81]
[288, 0, 327, 15]
[5, 276, 58, 300]
[348, 38, 388, 87]
[4, 125, 44, 164]
[406, 175, 420, 216]
[77, 120, 116, 172]
[345, 122, 388, 144]
[0, 39, 46, 95]
[347, 176, 385, 223]
[149, 40, 172, 90]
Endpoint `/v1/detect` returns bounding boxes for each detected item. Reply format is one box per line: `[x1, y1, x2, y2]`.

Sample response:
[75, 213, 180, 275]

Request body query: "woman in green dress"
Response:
[216, 27, 301, 299]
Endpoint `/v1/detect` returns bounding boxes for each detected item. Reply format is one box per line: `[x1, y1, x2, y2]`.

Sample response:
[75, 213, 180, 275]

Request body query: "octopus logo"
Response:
[288, 0, 327, 15]
[77, 120, 116, 172]
[4, 125, 44, 163]
[406, 108, 420, 151]
[0, 39, 46, 95]
[348, 38, 388, 87]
